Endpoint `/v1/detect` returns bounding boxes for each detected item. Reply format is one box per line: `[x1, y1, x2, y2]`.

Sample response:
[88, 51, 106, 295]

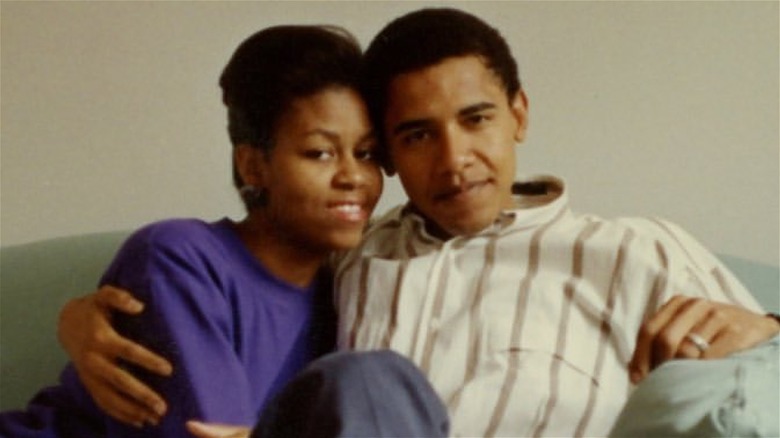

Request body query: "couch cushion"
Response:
[0, 231, 129, 410]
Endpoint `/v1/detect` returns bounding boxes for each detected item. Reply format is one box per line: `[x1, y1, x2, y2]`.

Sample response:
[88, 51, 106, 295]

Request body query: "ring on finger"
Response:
[685, 332, 710, 353]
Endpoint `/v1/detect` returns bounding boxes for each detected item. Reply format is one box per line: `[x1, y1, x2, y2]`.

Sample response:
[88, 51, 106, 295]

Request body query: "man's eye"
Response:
[465, 113, 491, 126]
[401, 130, 429, 146]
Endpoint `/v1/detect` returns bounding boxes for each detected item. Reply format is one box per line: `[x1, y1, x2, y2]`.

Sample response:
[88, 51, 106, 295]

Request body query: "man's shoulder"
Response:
[563, 214, 717, 271]
[607, 216, 695, 247]
[563, 214, 693, 247]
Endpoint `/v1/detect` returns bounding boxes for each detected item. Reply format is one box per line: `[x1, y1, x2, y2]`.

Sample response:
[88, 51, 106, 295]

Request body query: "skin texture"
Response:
[57, 286, 171, 427]
[233, 86, 382, 287]
[58, 55, 779, 437]
[628, 295, 780, 383]
[384, 56, 527, 239]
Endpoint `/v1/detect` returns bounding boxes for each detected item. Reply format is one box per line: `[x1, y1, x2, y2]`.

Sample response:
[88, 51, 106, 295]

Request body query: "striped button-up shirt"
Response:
[335, 175, 762, 437]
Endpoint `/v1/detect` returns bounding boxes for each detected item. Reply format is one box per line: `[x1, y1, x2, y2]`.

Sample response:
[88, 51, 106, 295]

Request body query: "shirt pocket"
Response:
[482, 300, 603, 385]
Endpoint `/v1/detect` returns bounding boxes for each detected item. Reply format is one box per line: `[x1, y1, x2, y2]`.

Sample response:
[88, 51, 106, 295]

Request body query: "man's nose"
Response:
[438, 127, 473, 175]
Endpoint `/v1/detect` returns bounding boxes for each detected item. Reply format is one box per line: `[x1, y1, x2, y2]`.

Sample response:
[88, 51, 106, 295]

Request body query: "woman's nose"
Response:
[334, 157, 366, 188]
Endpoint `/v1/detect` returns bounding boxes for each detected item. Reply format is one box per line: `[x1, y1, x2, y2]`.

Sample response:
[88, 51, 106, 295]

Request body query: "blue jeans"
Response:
[252, 350, 449, 438]
[610, 336, 780, 437]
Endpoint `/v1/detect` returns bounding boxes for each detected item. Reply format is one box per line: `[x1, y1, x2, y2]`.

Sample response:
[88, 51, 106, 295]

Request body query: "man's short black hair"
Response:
[361, 8, 521, 168]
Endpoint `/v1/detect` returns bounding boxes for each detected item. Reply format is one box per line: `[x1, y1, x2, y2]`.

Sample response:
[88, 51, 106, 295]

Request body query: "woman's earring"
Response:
[240, 185, 269, 208]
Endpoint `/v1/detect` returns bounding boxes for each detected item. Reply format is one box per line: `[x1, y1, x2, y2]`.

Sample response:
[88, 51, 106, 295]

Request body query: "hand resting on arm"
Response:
[629, 295, 780, 383]
[58, 285, 173, 427]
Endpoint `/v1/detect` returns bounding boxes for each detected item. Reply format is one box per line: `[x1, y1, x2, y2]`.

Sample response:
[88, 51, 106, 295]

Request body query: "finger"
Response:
[629, 295, 690, 383]
[676, 308, 727, 359]
[95, 285, 145, 314]
[80, 373, 157, 428]
[107, 336, 173, 376]
[83, 352, 169, 417]
[676, 333, 709, 359]
[82, 306, 173, 377]
[104, 362, 169, 417]
[186, 420, 251, 438]
[700, 306, 748, 359]
[649, 298, 711, 365]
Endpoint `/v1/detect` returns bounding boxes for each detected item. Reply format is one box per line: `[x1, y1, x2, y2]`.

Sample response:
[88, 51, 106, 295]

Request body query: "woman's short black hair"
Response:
[361, 8, 521, 168]
[219, 25, 362, 190]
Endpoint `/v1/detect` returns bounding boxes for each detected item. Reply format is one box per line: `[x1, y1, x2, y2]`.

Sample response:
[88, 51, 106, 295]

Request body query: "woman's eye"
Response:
[355, 148, 376, 161]
[304, 149, 334, 160]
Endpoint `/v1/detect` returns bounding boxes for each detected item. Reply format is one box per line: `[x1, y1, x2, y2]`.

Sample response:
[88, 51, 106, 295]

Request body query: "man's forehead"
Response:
[388, 55, 490, 88]
[384, 56, 507, 117]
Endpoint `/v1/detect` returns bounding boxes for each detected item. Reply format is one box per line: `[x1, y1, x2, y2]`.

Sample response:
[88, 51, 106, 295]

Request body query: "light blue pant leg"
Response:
[610, 336, 779, 437]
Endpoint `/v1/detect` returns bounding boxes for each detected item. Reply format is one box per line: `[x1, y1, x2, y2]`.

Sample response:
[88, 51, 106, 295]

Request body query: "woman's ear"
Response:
[234, 144, 267, 188]
[510, 90, 529, 143]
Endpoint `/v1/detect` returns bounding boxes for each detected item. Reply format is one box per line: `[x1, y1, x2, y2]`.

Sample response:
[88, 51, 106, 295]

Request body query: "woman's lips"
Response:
[328, 202, 368, 223]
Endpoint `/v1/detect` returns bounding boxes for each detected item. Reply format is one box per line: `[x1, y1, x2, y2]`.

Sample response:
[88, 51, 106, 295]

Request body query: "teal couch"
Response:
[1, 231, 778, 411]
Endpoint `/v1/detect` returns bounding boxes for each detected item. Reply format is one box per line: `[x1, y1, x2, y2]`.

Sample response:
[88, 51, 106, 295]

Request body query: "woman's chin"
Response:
[319, 231, 364, 252]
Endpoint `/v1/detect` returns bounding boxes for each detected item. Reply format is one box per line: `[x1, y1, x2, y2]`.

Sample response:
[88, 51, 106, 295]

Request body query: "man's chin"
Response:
[426, 216, 497, 239]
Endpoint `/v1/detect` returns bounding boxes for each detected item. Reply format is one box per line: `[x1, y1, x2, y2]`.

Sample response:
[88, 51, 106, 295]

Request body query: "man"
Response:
[59, 7, 779, 437]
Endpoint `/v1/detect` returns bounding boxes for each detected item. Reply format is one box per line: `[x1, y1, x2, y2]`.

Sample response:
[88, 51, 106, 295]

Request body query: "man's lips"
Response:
[433, 180, 490, 202]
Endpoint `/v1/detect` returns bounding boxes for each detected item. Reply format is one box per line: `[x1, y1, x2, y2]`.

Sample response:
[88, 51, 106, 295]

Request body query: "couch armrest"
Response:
[718, 254, 779, 313]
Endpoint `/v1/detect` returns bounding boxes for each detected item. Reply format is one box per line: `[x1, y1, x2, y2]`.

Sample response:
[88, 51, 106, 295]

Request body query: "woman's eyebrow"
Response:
[304, 129, 376, 145]
[304, 128, 339, 142]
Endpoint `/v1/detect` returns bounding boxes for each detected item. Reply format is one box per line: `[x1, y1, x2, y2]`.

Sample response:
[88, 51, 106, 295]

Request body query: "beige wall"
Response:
[2, 1, 778, 265]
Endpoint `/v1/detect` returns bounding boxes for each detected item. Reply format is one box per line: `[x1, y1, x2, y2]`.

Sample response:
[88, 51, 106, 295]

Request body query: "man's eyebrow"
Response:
[459, 102, 496, 117]
[391, 102, 498, 136]
[391, 119, 431, 137]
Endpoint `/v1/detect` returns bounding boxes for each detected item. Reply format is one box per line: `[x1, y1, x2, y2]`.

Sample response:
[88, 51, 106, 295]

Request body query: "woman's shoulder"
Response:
[126, 217, 210, 243]
[133, 217, 215, 238]
[117, 218, 230, 262]
[103, 218, 234, 285]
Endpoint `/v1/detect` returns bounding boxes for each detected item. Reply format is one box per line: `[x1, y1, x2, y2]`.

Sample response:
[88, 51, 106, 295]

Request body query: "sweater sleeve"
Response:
[101, 222, 256, 437]
[0, 365, 106, 438]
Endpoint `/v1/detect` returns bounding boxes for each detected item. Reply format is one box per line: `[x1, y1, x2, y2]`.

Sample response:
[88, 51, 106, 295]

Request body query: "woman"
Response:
[0, 24, 382, 437]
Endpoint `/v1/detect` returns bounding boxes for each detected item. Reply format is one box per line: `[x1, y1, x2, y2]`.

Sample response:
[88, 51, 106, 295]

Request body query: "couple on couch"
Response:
[2, 7, 778, 438]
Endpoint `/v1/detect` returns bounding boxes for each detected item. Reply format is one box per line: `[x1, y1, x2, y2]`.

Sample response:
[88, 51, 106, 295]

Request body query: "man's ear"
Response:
[234, 144, 267, 188]
[510, 90, 529, 143]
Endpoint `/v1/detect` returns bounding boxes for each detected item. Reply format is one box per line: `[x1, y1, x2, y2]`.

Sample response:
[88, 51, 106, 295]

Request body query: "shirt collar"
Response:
[398, 175, 569, 242]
